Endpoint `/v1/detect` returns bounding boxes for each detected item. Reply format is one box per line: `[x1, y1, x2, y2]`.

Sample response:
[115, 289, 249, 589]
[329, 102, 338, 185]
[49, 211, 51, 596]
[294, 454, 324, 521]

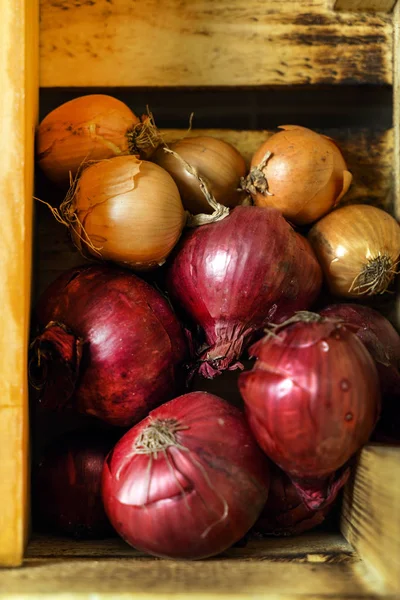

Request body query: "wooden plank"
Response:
[341, 445, 400, 593]
[34, 127, 393, 300]
[0, 0, 38, 567]
[0, 534, 383, 599]
[39, 0, 392, 87]
[26, 531, 354, 561]
[334, 0, 397, 11]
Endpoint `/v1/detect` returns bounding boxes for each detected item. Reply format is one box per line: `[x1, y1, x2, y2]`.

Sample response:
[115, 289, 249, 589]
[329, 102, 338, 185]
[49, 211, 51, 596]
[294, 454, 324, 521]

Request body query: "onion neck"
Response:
[126, 113, 163, 159]
[239, 150, 273, 197]
[134, 418, 188, 455]
[291, 466, 351, 511]
[197, 329, 252, 378]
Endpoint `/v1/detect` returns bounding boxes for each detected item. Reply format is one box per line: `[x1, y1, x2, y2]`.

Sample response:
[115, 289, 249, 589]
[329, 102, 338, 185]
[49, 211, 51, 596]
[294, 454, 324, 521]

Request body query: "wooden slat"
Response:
[34, 127, 393, 301]
[334, 0, 397, 11]
[0, 533, 383, 599]
[0, 0, 38, 567]
[25, 531, 353, 561]
[341, 445, 400, 593]
[39, 0, 392, 87]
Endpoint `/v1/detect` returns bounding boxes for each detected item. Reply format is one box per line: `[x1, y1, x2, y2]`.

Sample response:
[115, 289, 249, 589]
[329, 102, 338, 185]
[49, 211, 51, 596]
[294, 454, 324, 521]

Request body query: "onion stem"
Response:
[239, 150, 274, 197]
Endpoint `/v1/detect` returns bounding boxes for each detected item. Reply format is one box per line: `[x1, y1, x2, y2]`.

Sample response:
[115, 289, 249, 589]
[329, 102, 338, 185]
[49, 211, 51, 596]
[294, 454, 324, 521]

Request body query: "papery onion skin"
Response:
[37, 95, 140, 186]
[246, 125, 352, 225]
[102, 392, 270, 560]
[239, 317, 380, 510]
[153, 136, 247, 214]
[253, 464, 333, 537]
[309, 205, 400, 297]
[166, 206, 322, 379]
[31, 265, 188, 427]
[67, 155, 185, 270]
[320, 304, 400, 399]
[34, 431, 115, 538]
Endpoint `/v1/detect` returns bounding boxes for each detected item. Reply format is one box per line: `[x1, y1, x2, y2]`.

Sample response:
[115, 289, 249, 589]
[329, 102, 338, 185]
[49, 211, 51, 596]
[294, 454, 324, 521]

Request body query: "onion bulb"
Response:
[37, 94, 162, 186]
[309, 204, 400, 297]
[153, 136, 246, 214]
[241, 125, 352, 225]
[102, 392, 270, 559]
[31, 265, 188, 426]
[167, 206, 322, 378]
[61, 155, 185, 270]
[34, 430, 115, 538]
[239, 312, 380, 510]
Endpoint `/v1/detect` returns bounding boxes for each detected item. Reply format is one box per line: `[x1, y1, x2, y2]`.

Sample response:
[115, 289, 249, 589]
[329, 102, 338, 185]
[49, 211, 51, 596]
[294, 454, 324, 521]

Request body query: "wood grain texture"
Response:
[334, 0, 397, 11]
[25, 531, 354, 560]
[0, 533, 384, 599]
[341, 445, 400, 593]
[0, 0, 38, 567]
[34, 127, 394, 300]
[39, 0, 392, 87]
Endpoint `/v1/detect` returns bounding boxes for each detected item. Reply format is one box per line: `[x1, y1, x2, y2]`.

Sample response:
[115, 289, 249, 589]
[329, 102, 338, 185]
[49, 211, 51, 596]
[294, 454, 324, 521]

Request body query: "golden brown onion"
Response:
[37, 95, 161, 186]
[153, 136, 246, 214]
[63, 156, 185, 270]
[309, 204, 400, 297]
[243, 125, 352, 225]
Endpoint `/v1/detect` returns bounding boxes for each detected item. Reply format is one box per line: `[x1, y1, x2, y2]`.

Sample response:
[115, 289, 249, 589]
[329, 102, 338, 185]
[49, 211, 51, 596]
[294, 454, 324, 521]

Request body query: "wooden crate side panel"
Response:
[341, 445, 400, 593]
[0, 0, 38, 567]
[39, 0, 392, 87]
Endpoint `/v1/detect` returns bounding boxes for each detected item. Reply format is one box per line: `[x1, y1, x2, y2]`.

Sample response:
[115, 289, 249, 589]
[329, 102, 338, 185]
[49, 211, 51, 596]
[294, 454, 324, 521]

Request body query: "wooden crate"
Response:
[0, 0, 400, 597]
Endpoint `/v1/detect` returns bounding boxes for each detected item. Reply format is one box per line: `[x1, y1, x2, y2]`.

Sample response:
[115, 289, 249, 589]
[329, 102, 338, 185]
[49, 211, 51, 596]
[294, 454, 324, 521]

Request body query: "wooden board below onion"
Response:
[0, 531, 386, 599]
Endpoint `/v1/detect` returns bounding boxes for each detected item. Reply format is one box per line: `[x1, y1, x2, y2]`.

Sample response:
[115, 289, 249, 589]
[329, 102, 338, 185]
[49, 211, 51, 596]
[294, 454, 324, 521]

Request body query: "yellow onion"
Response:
[153, 136, 246, 214]
[62, 156, 185, 270]
[242, 125, 352, 225]
[37, 95, 162, 186]
[308, 204, 400, 297]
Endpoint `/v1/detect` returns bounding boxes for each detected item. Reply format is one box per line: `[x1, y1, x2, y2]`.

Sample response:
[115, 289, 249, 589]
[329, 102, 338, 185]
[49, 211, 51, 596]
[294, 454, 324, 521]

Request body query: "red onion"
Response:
[166, 206, 322, 379]
[102, 391, 270, 559]
[31, 265, 188, 427]
[34, 430, 114, 538]
[320, 304, 400, 399]
[253, 464, 333, 537]
[239, 312, 380, 510]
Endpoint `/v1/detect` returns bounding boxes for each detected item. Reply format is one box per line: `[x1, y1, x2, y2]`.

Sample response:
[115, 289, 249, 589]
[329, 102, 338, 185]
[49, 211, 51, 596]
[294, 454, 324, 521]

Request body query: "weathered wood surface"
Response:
[0, 0, 38, 567]
[334, 0, 397, 11]
[0, 532, 385, 599]
[341, 445, 400, 594]
[34, 127, 394, 299]
[39, 0, 392, 87]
